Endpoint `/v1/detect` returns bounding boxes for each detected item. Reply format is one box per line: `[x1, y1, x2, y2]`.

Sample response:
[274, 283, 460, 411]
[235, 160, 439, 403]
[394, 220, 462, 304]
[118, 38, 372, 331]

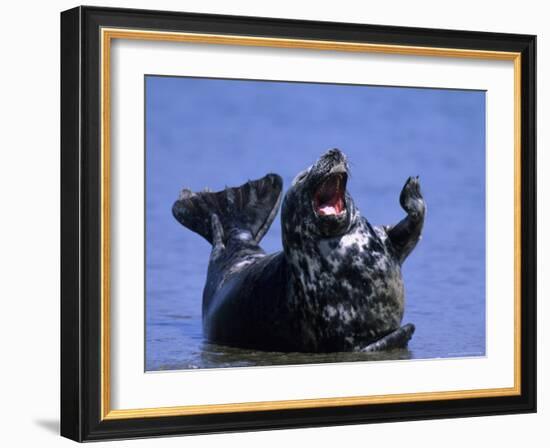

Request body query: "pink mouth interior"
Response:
[314, 174, 346, 216]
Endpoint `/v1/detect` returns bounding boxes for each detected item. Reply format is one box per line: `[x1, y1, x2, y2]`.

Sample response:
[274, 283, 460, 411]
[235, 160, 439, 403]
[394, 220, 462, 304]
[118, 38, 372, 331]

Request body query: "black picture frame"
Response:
[61, 5, 536, 442]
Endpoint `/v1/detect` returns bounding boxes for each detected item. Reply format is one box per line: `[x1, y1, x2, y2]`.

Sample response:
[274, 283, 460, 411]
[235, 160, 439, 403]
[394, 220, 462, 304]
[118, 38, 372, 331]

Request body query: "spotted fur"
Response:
[173, 148, 425, 352]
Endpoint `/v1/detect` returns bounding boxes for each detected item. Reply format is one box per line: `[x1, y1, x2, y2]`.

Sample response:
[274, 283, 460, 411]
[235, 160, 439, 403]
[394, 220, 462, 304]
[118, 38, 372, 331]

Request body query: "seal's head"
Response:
[282, 148, 359, 246]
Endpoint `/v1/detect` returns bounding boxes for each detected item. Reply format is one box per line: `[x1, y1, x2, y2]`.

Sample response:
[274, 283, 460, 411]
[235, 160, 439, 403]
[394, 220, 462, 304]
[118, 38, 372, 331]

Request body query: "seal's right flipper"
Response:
[172, 173, 283, 246]
[361, 323, 415, 352]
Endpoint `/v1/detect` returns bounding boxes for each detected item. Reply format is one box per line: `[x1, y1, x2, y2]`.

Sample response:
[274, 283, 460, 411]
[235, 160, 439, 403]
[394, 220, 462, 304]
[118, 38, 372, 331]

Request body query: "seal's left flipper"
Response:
[361, 323, 415, 352]
[385, 176, 426, 264]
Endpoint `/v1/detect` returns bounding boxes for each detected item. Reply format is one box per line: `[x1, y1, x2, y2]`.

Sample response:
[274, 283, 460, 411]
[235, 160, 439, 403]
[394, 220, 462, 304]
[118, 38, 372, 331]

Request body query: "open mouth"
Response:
[313, 173, 347, 216]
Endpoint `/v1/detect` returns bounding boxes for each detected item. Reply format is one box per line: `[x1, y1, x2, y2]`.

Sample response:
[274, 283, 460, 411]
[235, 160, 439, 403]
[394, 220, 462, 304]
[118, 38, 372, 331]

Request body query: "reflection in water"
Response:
[152, 342, 413, 371]
[145, 77, 486, 371]
[199, 343, 413, 369]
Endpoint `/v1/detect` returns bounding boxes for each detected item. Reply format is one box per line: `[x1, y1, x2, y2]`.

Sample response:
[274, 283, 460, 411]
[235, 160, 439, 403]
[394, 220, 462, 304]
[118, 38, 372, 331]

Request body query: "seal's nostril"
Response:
[323, 148, 343, 161]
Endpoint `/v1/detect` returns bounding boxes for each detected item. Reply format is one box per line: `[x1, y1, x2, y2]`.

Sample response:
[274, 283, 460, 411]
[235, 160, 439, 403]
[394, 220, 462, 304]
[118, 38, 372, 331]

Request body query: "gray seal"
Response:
[172, 148, 425, 353]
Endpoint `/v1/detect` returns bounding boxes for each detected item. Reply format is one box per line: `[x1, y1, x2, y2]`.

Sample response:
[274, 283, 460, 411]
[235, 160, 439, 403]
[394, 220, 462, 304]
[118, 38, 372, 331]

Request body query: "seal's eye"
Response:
[292, 169, 309, 185]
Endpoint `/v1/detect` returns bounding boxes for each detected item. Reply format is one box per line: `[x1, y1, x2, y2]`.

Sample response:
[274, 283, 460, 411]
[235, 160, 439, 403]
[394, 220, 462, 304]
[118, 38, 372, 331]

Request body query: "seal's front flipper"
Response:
[172, 173, 283, 246]
[386, 176, 426, 264]
[361, 323, 415, 352]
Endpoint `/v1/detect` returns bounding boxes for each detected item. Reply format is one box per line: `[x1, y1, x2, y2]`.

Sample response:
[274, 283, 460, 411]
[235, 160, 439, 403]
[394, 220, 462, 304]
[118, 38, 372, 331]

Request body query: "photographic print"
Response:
[145, 76, 486, 371]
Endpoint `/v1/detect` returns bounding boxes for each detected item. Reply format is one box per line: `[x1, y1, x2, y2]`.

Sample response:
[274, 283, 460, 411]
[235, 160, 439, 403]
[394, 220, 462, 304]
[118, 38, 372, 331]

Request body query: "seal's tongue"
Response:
[314, 174, 345, 216]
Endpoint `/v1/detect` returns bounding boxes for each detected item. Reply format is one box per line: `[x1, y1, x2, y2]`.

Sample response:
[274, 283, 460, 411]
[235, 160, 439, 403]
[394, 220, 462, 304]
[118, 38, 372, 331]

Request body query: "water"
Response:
[145, 76, 486, 371]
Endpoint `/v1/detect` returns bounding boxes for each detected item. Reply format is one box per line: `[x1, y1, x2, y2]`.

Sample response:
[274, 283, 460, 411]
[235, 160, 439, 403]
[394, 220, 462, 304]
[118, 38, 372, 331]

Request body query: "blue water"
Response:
[145, 76, 486, 371]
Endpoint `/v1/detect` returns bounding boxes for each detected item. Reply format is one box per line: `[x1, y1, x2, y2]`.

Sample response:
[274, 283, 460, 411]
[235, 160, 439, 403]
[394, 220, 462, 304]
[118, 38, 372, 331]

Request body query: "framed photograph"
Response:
[60, 6, 536, 442]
